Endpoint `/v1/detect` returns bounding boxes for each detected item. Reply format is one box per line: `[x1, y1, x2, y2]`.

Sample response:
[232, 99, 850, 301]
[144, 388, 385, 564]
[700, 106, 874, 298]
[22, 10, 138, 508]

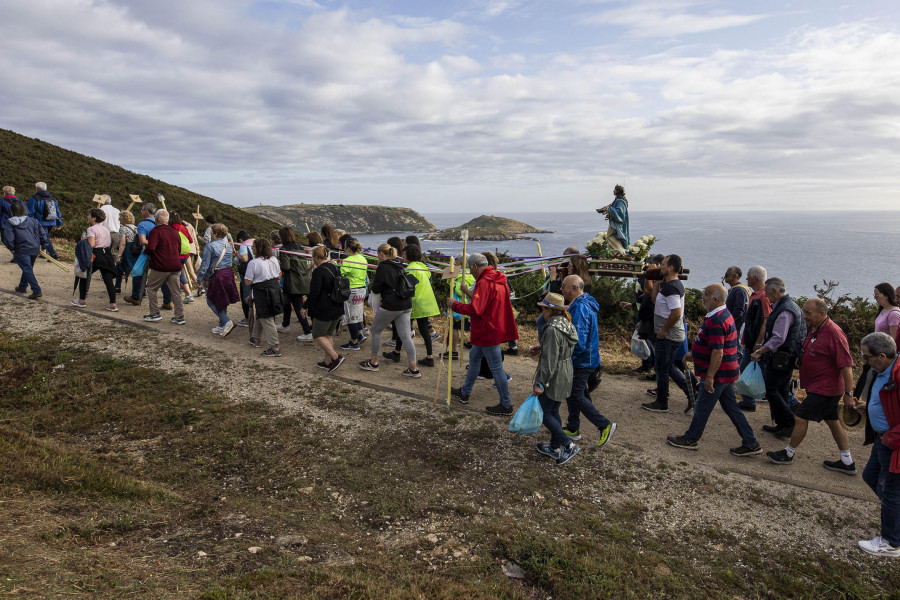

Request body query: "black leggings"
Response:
[282, 293, 311, 333]
[395, 318, 432, 356]
[80, 268, 116, 303]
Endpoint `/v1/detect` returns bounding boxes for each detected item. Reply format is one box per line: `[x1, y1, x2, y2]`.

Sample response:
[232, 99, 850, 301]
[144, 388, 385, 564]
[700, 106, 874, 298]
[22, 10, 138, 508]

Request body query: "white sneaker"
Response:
[276, 324, 290, 333]
[858, 536, 900, 557]
[297, 333, 313, 342]
[183, 295, 195, 303]
[212, 326, 224, 334]
[237, 319, 249, 327]
[221, 321, 235, 337]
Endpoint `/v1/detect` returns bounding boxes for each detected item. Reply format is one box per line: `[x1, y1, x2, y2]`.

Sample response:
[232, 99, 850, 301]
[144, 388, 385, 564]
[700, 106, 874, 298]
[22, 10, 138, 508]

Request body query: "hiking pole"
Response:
[446, 256, 455, 407]
[458, 229, 468, 371]
[40, 250, 70, 272]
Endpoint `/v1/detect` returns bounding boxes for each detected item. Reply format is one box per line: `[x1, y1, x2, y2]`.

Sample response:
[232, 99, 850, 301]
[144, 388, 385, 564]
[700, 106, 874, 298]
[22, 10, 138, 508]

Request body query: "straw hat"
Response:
[838, 398, 866, 432]
[537, 292, 569, 310]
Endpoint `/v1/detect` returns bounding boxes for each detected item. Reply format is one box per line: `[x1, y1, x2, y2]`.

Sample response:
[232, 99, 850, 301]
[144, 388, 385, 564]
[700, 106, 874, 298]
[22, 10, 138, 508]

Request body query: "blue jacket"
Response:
[568, 292, 601, 369]
[2, 215, 48, 256]
[27, 190, 62, 228]
[0, 195, 24, 229]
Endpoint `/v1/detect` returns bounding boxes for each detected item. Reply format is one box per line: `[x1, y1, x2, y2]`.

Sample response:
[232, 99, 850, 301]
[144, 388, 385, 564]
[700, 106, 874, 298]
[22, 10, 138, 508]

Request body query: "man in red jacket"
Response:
[143, 210, 186, 325]
[850, 332, 900, 557]
[450, 253, 519, 415]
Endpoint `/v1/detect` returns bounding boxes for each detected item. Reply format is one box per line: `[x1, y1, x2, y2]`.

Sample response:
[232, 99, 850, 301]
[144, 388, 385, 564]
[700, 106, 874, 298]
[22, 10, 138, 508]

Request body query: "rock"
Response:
[248, 547, 262, 554]
[299, 487, 314, 494]
[275, 534, 309, 547]
[197, 551, 208, 558]
[425, 534, 439, 544]
[322, 550, 356, 567]
[297, 556, 313, 562]
[501, 562, 526, 579]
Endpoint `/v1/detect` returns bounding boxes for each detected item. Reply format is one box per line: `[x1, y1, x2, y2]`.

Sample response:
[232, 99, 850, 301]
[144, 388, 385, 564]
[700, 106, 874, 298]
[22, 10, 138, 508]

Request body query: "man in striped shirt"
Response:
[667, 284, 761, 455]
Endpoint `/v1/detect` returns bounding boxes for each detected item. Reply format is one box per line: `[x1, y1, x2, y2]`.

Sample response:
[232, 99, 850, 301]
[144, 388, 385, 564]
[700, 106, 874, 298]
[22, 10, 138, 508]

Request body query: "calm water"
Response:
[352, 211, 900, 299]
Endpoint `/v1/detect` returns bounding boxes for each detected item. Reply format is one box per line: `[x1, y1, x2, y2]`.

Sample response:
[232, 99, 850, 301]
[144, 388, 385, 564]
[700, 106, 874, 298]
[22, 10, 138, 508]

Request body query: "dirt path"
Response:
[0, 245, 874, 506]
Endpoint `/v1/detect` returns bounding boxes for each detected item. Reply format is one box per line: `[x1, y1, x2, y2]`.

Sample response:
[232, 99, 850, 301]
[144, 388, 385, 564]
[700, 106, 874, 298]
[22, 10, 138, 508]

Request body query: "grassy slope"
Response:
[0, 129, 280, 240]
[0, 331, 896, 599]
[245, 204, 436, 235]
[426, 214, 551, 240]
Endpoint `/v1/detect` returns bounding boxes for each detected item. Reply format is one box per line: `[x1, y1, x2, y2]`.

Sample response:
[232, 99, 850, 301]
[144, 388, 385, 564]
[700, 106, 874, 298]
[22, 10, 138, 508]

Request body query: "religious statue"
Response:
[596, 184, 630, 253]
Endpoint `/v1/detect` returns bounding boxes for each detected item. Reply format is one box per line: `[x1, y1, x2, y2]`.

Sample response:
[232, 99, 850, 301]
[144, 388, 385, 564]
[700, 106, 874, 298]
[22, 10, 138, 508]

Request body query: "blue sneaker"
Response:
[536, 443, 560, 459]
[556, 444, 580, 466]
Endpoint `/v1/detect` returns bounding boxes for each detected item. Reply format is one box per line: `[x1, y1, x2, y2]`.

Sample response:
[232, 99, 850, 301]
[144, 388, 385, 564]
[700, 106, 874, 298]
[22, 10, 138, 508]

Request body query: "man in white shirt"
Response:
[99, 195, 121, 256]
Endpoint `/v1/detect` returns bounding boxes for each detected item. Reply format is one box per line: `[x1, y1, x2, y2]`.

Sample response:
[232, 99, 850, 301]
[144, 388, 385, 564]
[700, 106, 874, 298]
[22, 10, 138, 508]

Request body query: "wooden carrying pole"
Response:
[40, 250, 70, 272]
[458, 229, 469, 370]
[445, 256, 455, 407]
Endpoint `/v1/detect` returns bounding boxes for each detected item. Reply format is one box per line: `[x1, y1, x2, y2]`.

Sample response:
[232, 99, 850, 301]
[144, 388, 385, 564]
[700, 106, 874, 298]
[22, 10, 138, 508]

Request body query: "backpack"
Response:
[327, 266, 351, 304]
[129, 227, 143, 257]
[395, 272, 418, 300]
[42, 198, 58, 222]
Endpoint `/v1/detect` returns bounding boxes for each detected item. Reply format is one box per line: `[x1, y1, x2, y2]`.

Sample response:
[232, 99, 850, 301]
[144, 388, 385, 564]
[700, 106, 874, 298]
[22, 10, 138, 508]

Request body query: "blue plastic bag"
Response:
[509, 394, 543, 435]
[735, 361, 765, 398]
[131, 252, 147, 277]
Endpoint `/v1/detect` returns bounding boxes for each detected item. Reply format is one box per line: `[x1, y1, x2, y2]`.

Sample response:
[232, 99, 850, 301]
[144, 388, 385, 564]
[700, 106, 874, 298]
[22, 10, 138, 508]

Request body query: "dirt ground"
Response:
[0, 244, 883, 564]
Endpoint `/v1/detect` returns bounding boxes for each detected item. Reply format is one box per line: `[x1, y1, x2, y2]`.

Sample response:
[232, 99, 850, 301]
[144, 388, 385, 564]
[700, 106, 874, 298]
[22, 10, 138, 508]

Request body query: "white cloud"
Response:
[579, 0, 768, 38]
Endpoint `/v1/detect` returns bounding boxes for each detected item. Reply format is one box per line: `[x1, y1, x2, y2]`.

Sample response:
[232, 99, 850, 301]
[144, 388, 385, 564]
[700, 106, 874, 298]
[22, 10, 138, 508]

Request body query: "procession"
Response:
[2, 181, 898, 561]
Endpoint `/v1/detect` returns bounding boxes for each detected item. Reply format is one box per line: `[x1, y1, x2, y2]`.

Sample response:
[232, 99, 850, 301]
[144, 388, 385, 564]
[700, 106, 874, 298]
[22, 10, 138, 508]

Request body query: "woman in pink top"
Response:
[72, 208, 118, 311]
[874, 282, 900, 338]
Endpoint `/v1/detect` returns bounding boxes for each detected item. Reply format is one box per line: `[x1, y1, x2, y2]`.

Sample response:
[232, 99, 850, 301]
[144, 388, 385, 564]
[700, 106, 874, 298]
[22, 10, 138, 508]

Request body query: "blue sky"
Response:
[2, 0, 899, 212]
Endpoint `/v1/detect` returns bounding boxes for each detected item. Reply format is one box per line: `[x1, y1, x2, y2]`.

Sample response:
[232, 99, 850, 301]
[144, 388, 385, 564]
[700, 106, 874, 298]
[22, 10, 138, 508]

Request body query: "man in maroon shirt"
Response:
[143, 210, 186, 325]
[766, 298, 855, 472]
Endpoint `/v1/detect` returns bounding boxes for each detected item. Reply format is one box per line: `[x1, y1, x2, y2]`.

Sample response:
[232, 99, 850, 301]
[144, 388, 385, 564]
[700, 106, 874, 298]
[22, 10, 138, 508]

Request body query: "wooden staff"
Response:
[445, 256, 455, 407]
[157, 193, 166, 211]
[458, 229, 469, 370]
[40, 250, 70, 272]
[537, 242, 547, 278]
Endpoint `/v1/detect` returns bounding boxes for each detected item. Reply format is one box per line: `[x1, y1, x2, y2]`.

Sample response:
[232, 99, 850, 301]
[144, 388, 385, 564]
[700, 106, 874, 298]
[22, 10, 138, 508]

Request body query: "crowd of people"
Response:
[1, 182, 898, 558]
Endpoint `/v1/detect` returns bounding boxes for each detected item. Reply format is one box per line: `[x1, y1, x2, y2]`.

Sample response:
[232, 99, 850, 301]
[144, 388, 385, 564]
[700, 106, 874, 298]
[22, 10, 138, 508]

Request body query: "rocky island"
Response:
[423, 214, 551, 241]
[245, 203, 436, 235]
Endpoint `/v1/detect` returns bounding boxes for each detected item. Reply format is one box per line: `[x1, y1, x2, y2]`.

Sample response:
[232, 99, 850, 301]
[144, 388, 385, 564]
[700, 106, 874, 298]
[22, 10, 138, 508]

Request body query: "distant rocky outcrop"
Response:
[423, 215, 551, 241]
[245, 204, 436, 235]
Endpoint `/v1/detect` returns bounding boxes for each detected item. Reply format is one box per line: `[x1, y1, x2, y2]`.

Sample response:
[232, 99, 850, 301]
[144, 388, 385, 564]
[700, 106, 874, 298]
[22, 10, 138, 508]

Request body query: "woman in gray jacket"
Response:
[532, 292, 580, 466]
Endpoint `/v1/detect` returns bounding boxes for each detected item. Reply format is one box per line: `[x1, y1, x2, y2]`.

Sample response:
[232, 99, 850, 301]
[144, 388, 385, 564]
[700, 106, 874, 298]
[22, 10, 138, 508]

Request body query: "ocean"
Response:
[352, 211, 900, 300]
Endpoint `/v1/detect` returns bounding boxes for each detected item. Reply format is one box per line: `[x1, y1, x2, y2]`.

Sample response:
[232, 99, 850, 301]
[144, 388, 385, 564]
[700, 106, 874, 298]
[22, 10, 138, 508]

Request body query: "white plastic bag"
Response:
[630, 330, 651, 361]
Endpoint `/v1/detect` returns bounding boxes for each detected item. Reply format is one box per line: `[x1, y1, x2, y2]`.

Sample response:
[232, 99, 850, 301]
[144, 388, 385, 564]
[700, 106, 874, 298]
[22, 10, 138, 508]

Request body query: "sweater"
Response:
[145, 224, 183, 272]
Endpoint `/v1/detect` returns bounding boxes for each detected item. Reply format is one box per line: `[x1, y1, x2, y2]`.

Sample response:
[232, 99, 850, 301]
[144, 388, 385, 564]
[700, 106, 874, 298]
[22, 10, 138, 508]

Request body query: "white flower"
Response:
[640, 236, 649, 243]
[637, 241, 647, 249]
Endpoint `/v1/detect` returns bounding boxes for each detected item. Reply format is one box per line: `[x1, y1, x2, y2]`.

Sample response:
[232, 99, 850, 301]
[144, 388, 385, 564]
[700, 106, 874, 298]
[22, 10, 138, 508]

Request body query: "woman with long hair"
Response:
[358, 243, 419, 377]
[277, 226, 313, 340]
[305, 245, 346, 371]
[339, 238, 369, 351]
[874, 282, 900, 339]
[244, 238, 283, 356]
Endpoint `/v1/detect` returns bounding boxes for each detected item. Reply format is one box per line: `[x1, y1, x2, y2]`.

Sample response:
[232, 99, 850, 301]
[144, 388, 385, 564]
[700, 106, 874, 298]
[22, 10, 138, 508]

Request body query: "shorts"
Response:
[794, 392, 840, 422]
[342, 287, 365, 325]
[312, 317, 342, 339]
[453, 318, 471, 332]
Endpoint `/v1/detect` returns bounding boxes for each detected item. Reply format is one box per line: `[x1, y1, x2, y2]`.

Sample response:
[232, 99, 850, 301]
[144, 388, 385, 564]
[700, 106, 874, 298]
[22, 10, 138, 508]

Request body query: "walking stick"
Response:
[458, 229, 469, 370]
[157, 193, 167, 212]
[40, 250, 71, 272]
[446, 256, 455, 407]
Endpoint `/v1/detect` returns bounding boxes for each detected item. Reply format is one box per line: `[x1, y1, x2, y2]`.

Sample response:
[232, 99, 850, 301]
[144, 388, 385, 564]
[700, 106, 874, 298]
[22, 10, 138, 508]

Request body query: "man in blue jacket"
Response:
[26, 182, 61, 260]
[2, 202, 47, 299]
[559, 274, 617, 448]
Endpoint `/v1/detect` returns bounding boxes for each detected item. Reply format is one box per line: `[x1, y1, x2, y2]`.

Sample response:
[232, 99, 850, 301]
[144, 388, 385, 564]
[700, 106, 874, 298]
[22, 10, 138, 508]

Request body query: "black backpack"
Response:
[395, 272, 418, 300]
[129, 227, 143, 257]
[327, 266, 351, 303]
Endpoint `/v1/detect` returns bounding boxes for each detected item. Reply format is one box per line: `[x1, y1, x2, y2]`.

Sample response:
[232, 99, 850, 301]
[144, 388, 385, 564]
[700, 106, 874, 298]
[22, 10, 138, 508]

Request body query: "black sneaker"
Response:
[417, 357, 435, 368]
[666, 435, 698, 450]
[823, 459, 857, 475]
[450, 387, 469, 404]
[143, 313, 162, 322]
[485, 403, 513, 416]
[766, 449, 794, 465]
[327, 355, 345, 373]
[503, 347, 519, 356]
[340, 342, 360, 351]
[441, 351, 460, 360]
[359, 359, 379, 372]
[761, 424, 781, 433]
[641, 401, 669, 413]
[401, 368, 421, 378]
[730, 444, 762, 457]
[171, 316, 186, 325]
[464, 341, 473, 349]
[738, 401, 757, 412]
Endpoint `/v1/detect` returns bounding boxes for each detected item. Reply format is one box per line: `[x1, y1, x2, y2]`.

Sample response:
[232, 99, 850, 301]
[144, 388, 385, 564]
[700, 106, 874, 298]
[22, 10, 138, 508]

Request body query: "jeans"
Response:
[42, 226, 57, 257]
[641, 339, 656, 371]
[565, 367, 610, 433]
[862, 438, 900, 548]
[282, 293, 311, 333]
[684, 379, 758, 447]
[13, 254, 40, 293]
[461, 344, 511, 407]
[538, 393, 569, 450]
[536, 313, 547, 341]
[738, 346, 760, 406]
[763, 360, 795, 429]
[206, 297, 230, 327]
[654, 337, 690, 409]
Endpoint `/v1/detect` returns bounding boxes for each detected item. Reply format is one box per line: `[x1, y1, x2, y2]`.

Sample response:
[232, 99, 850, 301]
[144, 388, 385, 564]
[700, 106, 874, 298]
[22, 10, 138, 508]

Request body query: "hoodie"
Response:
[26, 190, 62, 228]
[2, 215, 47, 256]
[451, 265, 519, 346]
[371, 258, 412, 312]
[533, 314, 579, 402]
[568, 292, 601, 369]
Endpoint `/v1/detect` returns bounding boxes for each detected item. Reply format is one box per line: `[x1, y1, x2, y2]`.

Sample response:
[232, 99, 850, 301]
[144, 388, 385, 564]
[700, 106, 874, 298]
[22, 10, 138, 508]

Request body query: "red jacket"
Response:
[146, 224, 183, 272]
[867, 358, 900, 474]
[450, 266, 518, 347]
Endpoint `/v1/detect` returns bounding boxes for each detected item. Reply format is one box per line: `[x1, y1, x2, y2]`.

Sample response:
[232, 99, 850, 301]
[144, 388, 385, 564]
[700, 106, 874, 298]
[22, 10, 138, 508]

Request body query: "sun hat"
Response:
[838, 398, 866, 432]
[537, 292, 568, 310]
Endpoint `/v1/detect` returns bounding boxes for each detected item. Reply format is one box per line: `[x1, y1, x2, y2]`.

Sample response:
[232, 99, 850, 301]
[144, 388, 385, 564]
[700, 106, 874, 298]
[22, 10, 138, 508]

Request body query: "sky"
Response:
[2, 0, 900, 212]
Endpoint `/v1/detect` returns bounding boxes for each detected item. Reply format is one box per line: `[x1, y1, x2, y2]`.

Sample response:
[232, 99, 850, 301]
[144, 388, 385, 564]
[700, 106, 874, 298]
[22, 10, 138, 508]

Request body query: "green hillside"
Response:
[424, 214, 551, 241]
[0, 129, 280, 240]
[246, 203, 436, 235]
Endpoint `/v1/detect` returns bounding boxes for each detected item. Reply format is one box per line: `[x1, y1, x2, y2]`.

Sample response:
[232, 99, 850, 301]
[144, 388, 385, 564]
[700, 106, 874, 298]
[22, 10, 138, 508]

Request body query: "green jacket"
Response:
[341, 253, 369, 289]
[278, 243, 311, 295]
[407, 261, 439, 319]
[533, 315, 578, 402]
